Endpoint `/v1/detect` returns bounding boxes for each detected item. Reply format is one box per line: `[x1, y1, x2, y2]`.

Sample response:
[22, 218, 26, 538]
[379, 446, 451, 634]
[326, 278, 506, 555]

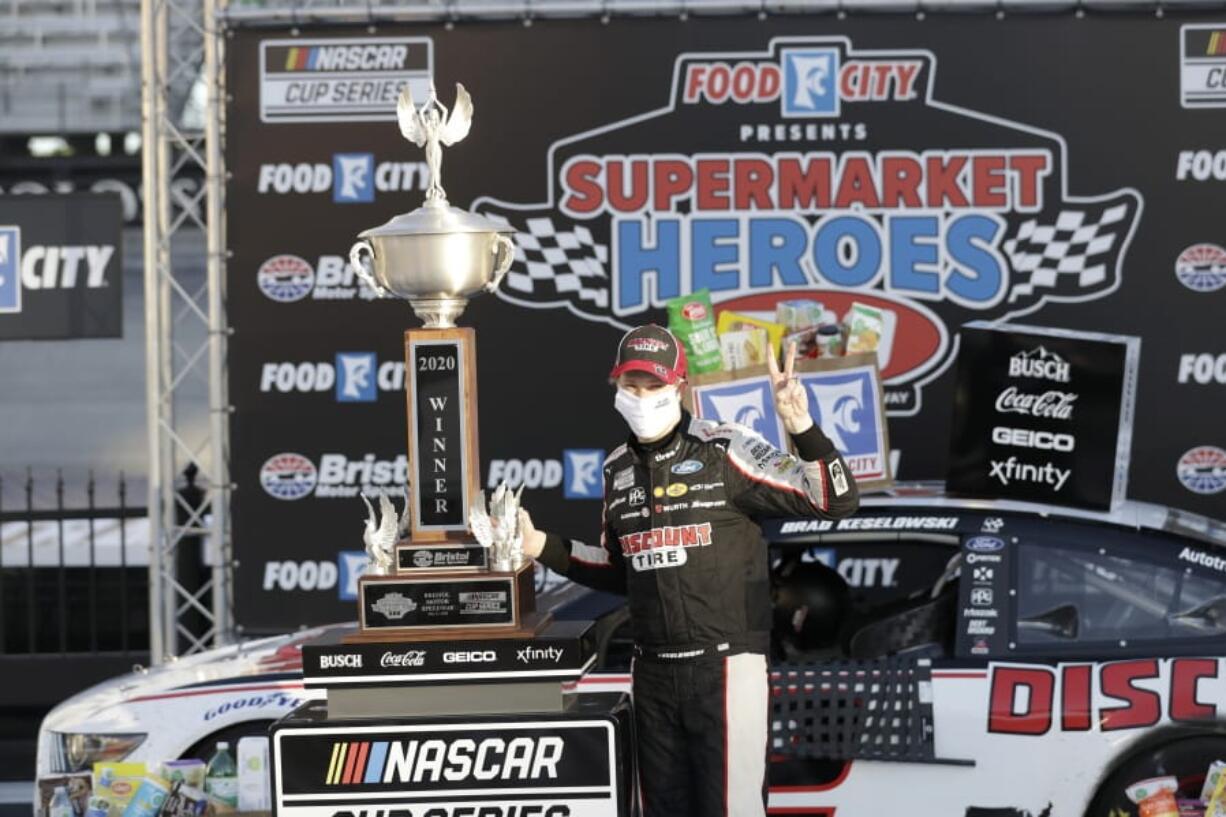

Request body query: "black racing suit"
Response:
[539, 411, 859, 817]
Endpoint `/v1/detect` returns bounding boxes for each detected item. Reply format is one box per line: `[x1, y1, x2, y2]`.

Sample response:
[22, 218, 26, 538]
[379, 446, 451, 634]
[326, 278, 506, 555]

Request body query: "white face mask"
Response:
[614, 386, 682, 441]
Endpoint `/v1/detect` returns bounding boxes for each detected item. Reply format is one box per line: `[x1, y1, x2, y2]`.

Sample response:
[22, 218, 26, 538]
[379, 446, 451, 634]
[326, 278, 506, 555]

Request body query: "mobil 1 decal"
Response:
[274, 721, 617, 817]
[474, 36, 1141, 418]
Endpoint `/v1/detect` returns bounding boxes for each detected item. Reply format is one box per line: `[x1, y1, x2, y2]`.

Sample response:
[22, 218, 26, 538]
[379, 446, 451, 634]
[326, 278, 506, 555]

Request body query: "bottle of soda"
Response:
[48, 786, 74, 817]
[205, 741, 239, 814]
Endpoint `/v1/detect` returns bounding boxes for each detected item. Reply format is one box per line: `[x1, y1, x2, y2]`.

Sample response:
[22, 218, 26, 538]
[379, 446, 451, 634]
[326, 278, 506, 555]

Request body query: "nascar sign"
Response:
[475, 36, 1141, 418]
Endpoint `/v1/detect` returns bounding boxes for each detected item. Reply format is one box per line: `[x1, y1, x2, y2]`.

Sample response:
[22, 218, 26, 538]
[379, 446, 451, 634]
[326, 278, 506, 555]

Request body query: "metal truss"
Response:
[141, 0, 230, 662]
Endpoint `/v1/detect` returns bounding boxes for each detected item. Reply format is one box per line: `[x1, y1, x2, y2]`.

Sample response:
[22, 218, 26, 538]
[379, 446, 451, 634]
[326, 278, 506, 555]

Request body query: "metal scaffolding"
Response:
[141, 0, 230, 662]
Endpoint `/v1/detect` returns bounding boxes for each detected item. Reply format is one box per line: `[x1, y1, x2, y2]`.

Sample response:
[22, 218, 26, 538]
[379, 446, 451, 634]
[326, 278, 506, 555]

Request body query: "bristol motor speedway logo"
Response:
[256, 254, 384, 302]
[474, 37, 1142, 416]
[259, 452, 407, 500]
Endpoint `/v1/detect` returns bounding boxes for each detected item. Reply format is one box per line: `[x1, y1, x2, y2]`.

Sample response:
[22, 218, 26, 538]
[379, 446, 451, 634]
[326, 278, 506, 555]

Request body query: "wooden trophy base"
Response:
[345, 561, 550, 644]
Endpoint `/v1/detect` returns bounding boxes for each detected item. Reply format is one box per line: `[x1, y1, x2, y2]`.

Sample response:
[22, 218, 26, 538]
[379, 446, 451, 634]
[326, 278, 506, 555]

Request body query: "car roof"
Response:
[795, 481, 1226, 548]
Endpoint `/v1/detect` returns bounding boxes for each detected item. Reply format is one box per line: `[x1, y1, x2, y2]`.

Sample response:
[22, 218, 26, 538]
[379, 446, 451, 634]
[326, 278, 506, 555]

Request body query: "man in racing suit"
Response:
[520, 324, 859, 817]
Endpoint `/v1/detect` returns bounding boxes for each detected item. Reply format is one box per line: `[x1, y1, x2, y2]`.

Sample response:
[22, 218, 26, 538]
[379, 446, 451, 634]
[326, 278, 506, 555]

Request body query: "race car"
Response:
[35, 485, 1226, 817]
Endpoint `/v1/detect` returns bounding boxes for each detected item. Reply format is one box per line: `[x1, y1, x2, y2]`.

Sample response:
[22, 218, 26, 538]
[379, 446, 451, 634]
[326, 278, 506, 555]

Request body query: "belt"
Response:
[633, 638, 749, 663]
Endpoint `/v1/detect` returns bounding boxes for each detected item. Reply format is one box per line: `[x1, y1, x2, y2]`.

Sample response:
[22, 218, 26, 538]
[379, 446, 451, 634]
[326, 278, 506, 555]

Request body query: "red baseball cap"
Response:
[609, 324, 688, 384]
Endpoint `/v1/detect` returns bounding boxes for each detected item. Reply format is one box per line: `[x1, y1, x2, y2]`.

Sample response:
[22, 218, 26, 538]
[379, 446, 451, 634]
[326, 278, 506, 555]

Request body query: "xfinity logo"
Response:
[256, 159, 426, 199]
[517, 646, 563, 664]
[443, 650, 496, 664]
[1008, 346, 1071, 383]
[380, 650, 426, 668]
[990, 456, 1071, 491]
[320, 653, 362, 669]
[992, 426, 1076, 452]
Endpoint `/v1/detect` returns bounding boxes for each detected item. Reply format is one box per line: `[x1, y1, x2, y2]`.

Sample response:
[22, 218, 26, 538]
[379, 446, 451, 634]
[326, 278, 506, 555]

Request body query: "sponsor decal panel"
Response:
[259, 37, 433, 123]
[475, 36, 1141, 416]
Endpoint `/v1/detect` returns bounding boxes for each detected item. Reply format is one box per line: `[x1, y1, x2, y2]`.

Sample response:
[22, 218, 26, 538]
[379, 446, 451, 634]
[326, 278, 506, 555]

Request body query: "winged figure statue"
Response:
[397, 81, 473, 204]
[361, 490, 410, 576]
[469, 482, 525, 572]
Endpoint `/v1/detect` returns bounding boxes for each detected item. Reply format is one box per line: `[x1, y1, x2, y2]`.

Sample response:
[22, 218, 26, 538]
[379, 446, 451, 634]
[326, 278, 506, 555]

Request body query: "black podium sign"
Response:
[947, 322, 1139, 510]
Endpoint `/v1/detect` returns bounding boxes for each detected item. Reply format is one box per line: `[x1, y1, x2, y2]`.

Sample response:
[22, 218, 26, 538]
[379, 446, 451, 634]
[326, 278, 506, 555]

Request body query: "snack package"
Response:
[237, 737, 272, 812]
[783, 327, 820, 359]
[775, 300, 824, 333]
[719, 329, 770, 371]
[1202, 761, 1226, 804]
[1181, 799, 1208, 817]
[716, 311, 786, 358]
[160, 784, 207, 817]
[816, 324, 845, 358]
[120, 778, 170, 817]
[92, 764, 146, 817]
[845, 302, 885, 355]
[158, 761, 206, 791]
[1128, 777, 1180, 817]
[38, 773, 92, 817]
[83, 797, 111, 817]
[666, 290, 723, 375]
[1208, 767, 1226, 817]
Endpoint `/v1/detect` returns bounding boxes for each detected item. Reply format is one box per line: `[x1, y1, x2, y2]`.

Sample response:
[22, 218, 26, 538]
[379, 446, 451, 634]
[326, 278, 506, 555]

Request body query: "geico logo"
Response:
[320, 654, 362, 669]
[263, 560, 338, 591]
[1177, 150, 1226, 181]
[1179, 353, 1226, 384]
[487, 459, 563, 489]
[443, 650, 496, 664]
[20, 245, 114, 289]
[318, 454, 409, 486]
[259, 361, 405, 392]
[256, 162, 425, 194]
[991, 426, 1076, 452]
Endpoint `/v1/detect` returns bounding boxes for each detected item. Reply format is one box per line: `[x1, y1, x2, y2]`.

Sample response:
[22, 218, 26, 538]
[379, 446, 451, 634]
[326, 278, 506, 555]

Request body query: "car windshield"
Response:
[1016, 540, 1226, 645]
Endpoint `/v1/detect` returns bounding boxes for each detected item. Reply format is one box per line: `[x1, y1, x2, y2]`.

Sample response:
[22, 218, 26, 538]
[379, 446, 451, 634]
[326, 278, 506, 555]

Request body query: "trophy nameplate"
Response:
[396, 541, 488, 572]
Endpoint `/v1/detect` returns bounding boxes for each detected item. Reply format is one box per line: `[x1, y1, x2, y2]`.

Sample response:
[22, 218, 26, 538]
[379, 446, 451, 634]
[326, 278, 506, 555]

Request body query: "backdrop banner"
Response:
[0, 193, 123, 340]
[225, 14, 1226, 632]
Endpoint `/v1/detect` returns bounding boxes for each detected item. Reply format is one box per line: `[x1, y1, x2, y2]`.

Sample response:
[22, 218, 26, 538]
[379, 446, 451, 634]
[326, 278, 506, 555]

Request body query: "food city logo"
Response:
[321, 735, 566, 786]
[1176, 150, 1226, 182]
[256, 254, 382, 302]
[1177, 445, 1226, 495]
[259, 452, 407, 500]
[259, 353, 405, 402]
[474, 36, 1142, 417]
[487, 450, 605, 500]
[1175, 244, 1226, 293]
[256, 155, 428, 203]
[1178, 353, 1226, 385]
[0, 228, 116, 314]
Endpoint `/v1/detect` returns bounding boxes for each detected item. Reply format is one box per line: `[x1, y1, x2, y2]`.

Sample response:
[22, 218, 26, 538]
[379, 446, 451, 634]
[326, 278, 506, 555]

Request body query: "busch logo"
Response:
[320, 653, 362, 670]
[1009, 346, 1071, 383]
[475, 36, 1141, 417]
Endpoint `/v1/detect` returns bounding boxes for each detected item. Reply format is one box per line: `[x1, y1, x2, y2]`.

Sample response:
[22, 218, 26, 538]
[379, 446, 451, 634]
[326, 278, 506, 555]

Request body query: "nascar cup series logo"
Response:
[475, 36, 1142, 416]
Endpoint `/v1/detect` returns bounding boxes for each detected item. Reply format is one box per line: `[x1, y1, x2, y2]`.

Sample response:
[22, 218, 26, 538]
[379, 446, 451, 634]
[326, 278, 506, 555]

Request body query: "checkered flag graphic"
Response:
[481, 211, 611, 316]
[1003, 196, 1138, 304]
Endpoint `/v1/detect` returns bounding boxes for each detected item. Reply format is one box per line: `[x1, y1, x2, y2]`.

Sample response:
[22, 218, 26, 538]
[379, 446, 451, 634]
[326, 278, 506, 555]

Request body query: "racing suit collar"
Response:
[627, 410, 690, 458]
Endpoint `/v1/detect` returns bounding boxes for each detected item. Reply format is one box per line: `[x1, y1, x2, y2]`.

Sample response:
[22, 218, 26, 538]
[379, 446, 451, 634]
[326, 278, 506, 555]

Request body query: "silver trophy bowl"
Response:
[349, 201, 515, 329]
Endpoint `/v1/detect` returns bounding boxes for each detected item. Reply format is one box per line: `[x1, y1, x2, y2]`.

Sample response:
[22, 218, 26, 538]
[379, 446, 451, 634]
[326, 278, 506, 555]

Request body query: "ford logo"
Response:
[671, 459, 703, 475]
[965, 536, 1006, 553]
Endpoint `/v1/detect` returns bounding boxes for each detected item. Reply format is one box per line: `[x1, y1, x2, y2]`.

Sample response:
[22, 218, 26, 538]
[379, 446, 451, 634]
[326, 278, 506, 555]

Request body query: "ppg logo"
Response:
[0, 226, 20, 313]
[333, 153, 375, 203]
[695, 378, 785, 449]
[563, 449, 604, 499]
[781, 48, 839, 117]
[336, 352, 377, 402]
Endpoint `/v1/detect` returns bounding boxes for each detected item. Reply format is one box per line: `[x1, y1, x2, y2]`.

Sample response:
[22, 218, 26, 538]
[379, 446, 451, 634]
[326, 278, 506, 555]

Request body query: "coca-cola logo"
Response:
[994, 386, 1077, 420]
[380, 649, 427, 668]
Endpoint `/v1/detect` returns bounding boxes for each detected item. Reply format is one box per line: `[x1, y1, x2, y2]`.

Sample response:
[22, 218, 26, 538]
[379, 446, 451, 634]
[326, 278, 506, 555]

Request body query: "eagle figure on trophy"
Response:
[360, 489, 411, 576]
[469, 482, 525, 573]
[397, 81, 473, 205]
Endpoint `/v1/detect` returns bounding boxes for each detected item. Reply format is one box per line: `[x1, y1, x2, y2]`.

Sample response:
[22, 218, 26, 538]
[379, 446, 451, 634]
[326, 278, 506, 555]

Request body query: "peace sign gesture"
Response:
[767, 341, 814, 435]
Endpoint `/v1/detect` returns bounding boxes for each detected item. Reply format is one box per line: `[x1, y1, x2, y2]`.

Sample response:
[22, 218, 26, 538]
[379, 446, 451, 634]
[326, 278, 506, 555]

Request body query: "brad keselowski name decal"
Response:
[619, 523, 713, 571]
[474, 36, 1142, 416]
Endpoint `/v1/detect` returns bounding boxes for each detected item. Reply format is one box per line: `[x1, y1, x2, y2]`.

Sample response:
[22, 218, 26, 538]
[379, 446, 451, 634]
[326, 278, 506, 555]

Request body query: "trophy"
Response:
[344, 82, 543, 643]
